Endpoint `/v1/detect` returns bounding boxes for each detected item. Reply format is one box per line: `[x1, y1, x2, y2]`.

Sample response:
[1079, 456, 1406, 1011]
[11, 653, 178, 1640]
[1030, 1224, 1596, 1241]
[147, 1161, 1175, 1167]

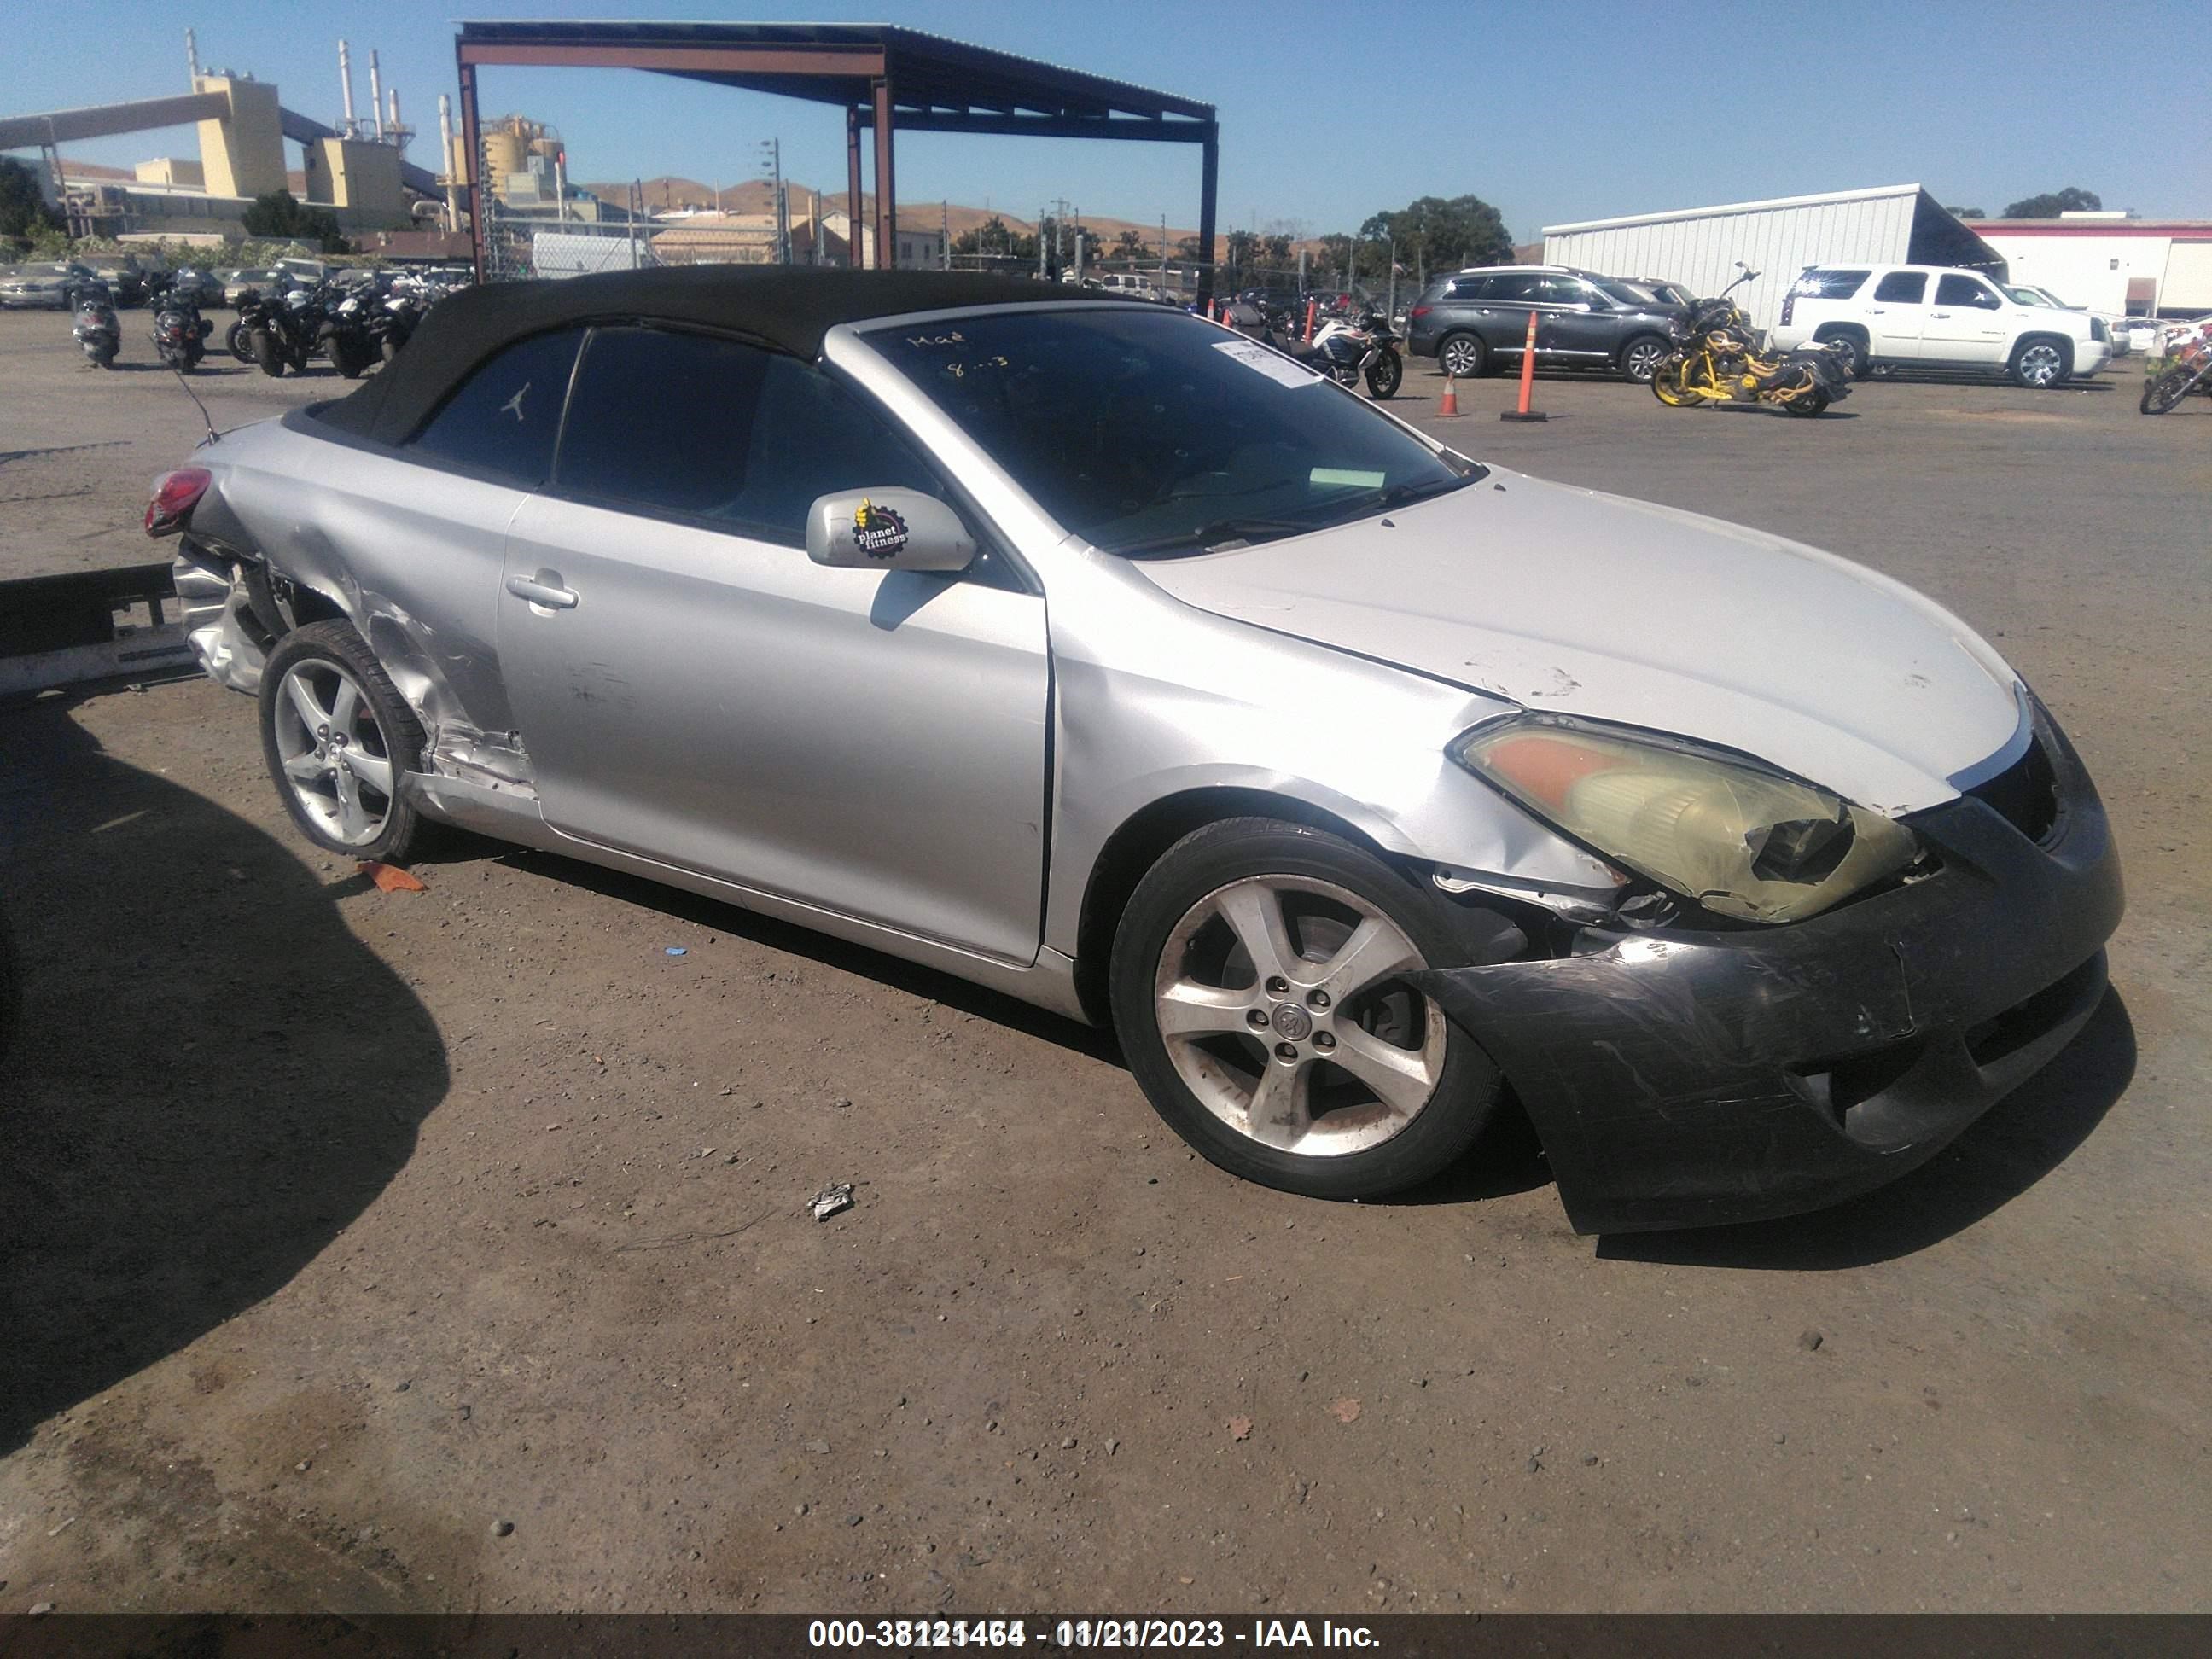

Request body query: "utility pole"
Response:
[941, 198, 950, 270]
[1038, 205, 1047, 281]
[760, 138, 789, 264]
[1160, 213, 1169, 294]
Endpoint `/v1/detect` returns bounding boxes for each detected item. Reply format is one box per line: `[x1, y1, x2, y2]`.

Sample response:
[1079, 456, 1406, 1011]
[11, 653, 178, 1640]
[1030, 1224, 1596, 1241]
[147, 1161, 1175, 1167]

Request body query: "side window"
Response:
[1535, 276, 1588, 306]
[1490, 272, 1546, 305]
[1936, 273, 2001, 309]
[555, 325, 944, 544]
[1445, 275, 1493, 301]
[406, 327, 585, 485]
[1872, 271, 1928, 305]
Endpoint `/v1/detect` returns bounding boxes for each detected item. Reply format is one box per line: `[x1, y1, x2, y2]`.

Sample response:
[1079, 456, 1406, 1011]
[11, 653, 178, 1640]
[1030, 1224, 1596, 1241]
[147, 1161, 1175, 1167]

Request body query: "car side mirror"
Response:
[806, 487, 975, 573]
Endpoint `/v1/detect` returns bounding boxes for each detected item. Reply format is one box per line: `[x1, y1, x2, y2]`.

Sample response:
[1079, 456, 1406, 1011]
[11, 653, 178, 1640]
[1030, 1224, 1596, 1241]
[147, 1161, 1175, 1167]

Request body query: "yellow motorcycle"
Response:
[1650, 267, 1850, 417]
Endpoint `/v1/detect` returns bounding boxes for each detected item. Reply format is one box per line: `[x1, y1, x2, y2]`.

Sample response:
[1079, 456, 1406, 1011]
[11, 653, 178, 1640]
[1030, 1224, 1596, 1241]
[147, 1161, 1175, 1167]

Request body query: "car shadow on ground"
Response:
[1596, 988, 2134, 1270]
[0, 696, 450, 1453]
[494, 846, 1127, 1068]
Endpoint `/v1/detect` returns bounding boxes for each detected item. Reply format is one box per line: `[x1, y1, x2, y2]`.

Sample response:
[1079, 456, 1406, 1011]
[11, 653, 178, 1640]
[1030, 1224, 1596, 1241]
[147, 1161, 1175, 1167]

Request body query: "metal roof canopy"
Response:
[453, 19, 1220, 294]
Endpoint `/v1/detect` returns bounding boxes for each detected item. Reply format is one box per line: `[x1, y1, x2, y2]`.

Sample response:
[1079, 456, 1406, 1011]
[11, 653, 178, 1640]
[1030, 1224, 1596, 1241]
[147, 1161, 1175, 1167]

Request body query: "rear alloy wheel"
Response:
[2011, 339, 2070, 389]
[259, 620, 428, 864]
[1619, 335, 1669, 384]
[1818, 330, 1866, 380]
[1110, 818, 1506, 1199]
[1438, 332, 1487, 379]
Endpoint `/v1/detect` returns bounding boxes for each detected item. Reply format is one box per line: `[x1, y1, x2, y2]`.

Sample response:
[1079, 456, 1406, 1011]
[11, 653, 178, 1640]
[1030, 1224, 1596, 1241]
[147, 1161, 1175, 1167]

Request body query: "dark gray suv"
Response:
[1406, 266, 1687, 383]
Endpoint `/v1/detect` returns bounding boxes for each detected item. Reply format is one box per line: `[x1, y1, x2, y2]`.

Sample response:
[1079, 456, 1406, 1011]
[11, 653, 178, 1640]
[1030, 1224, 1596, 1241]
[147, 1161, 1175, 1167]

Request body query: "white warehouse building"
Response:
[1974, 215, 2212, 318]
[1542, 183, 2004, 335]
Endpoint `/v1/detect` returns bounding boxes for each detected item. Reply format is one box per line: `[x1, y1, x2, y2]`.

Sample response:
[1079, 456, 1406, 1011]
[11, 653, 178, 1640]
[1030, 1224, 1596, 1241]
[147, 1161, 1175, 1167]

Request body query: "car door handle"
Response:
[1930, 310, 1953, 317]
[1866, 307, 1887, 314]
[505, 573, 578, 610]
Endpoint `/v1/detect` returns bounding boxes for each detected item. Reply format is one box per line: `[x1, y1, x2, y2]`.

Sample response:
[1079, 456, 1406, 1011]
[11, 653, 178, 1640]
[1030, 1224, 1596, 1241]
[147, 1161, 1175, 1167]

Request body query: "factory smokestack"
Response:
[438, 93, 460, 231]
[185, 28, 201, 84]
[387, 88, 401, 147]
[338, 39, 357, 137]
[368, 50, 385, 140]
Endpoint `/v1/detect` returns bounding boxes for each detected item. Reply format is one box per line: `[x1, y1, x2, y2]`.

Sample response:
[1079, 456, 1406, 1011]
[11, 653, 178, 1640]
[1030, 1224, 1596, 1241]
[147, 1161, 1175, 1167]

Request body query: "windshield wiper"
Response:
[1108, 515, 1318, 558]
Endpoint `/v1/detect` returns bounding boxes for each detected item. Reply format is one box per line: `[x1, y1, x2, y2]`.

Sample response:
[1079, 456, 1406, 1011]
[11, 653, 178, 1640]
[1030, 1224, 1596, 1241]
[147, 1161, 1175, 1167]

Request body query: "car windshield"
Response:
[863, 306, 1478, 556]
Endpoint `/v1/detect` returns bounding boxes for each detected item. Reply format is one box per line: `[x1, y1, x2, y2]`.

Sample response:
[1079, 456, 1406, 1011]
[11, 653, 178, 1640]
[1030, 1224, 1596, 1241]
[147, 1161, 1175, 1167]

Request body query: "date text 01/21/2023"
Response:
[805, 1619, 1382, 1649]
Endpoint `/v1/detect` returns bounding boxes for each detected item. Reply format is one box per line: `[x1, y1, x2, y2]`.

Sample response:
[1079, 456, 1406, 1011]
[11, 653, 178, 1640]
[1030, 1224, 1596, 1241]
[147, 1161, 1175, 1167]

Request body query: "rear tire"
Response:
[1437, 332, 1488, 380]
[1618, 334, 1669, 384]
[258, 620, 431, 865]
[1816, 329, 1866, 380]
[1781, 389, 1829, 417]
[1109, 818, 1509, 1200]
[2140, 367, 2196, 415]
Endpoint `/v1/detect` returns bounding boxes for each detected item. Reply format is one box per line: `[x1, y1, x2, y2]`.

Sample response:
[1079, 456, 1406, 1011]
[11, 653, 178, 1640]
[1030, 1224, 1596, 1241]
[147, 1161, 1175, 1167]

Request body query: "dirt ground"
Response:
[2, 310, 2209, 1615]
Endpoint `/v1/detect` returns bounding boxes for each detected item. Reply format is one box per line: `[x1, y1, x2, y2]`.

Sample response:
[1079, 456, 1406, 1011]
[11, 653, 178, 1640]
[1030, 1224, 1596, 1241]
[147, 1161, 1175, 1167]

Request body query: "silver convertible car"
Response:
[151, 269, 2122, 1232]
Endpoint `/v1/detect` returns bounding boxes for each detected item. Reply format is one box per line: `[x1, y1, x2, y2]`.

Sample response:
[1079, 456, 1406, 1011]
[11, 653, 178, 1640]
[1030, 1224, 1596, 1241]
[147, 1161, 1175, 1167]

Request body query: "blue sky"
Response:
[5, 0, 2207, 236]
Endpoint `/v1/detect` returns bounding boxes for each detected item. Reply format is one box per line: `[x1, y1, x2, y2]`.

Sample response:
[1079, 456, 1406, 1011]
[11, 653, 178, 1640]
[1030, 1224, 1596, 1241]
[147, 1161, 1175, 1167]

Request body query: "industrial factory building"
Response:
[0, 35, 455, 245]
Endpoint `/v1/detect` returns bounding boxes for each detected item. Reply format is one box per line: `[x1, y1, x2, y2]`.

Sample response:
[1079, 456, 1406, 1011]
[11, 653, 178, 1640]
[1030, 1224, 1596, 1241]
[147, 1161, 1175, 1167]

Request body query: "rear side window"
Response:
[1872, 271, 1928, 304]
[1444, 275, 1495, 300]
[407, 328, 584, 486]
[1796, 269, 1870, 300]
[553, 325, 943, 543]
[1936, 273, 2002, 309]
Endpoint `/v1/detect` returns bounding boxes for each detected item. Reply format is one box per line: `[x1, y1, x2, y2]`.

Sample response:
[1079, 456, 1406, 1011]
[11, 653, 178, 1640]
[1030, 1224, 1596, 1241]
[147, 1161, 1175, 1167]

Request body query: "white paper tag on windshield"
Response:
[1213, 338, 1324, 388]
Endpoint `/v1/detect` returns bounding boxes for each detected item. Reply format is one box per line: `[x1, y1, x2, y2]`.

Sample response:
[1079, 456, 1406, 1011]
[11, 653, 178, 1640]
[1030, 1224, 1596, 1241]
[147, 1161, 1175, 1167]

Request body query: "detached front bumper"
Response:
[1407, 703, 2123, 1234]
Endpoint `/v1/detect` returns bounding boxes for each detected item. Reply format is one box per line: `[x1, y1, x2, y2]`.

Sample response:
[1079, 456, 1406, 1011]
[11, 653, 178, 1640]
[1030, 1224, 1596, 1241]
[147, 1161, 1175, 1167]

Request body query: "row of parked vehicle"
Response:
[65, 264, 464, 375]
[1401, 261, 2135, 391]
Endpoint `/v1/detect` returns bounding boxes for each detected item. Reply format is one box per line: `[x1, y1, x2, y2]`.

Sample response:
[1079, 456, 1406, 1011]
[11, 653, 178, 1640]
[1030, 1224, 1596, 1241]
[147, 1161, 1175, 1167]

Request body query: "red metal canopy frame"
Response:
[453, 20, 1220, 295]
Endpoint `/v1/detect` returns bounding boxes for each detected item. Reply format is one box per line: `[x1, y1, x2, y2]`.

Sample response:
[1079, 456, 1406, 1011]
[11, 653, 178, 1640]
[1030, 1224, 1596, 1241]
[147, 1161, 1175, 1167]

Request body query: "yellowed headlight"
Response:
[1455, 719, 1918, 924]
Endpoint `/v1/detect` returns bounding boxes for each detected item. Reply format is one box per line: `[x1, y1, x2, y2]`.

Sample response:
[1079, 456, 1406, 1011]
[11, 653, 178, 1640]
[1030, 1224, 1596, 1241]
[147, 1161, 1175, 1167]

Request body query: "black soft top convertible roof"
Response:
[312, 266, 1117, 447]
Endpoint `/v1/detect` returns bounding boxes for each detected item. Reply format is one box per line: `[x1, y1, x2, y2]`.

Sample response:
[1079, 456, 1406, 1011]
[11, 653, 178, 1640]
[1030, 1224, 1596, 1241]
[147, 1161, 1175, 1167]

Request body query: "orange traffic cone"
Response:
[1439, 373, 1459, 417]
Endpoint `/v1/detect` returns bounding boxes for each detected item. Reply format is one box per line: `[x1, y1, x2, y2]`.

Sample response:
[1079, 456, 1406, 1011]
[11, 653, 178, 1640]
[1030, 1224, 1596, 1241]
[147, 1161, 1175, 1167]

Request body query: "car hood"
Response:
[1132, 469, 2027, 815]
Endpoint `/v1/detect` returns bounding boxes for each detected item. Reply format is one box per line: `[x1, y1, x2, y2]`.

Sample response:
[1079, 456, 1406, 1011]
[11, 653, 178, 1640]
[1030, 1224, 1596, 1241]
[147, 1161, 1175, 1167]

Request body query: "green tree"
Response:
[1944, 205, 1986, 219]
[0, 156, 64, 240]
[2002, 187, 2101, 218]
[1173, 235, 1208, 263]
[239, 189, 350, 253]
[1112, 228, 1149, 259]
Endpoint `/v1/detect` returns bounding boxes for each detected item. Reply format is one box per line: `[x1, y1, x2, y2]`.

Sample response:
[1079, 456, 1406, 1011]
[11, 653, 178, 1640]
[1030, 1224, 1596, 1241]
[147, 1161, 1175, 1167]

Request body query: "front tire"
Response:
[2011, 338, 2071, 389]
[1650, 356, 1695, 406]
[2140, 367, 2196, 415]
[1109, 818, 1507, 1200]
[252, 329, 284, 377]
[1437, 331, 1488, 380]
[1365, 346, 1403, 399]
[258, 620, 430, 865]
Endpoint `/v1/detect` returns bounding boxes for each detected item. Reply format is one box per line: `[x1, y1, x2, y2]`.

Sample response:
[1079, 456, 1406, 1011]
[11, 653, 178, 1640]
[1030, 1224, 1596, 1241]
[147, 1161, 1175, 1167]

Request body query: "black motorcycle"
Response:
[242, 284, 322, 377]
[318, 286, 380, 379]
[366, 283, 426, 363]
[72, 282, 121, 369]
[147, 271, 212, 372]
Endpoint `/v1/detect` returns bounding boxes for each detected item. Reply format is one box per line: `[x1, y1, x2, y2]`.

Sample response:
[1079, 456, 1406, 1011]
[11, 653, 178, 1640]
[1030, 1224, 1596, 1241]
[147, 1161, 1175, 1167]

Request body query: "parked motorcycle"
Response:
[1230, 299, 1404, 398]
[242, 284, 322, 377]
[1310, 306, 1404, 399]
[2139, 325, 2212, 415]
[72, 282, 121, 369]
[1650, 266, 1849, 417]
[366, 283, 425, 363]
[147, 271, 212, 373]
[319, 287, 379, 379]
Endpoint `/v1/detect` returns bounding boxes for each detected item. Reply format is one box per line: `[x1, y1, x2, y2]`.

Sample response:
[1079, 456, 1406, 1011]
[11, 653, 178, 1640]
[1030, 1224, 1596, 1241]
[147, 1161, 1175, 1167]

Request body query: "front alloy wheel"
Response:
[1110, 819, 1506, 1198]
[1153, 875, 1445, 1158]
[2012, 341, 2069, 388]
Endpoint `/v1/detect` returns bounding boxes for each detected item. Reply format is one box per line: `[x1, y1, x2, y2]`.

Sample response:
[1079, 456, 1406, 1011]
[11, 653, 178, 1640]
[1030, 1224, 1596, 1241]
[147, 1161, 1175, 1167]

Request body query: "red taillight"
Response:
[144, 468, 211, 537]
[1410, 304, 1430, 320]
